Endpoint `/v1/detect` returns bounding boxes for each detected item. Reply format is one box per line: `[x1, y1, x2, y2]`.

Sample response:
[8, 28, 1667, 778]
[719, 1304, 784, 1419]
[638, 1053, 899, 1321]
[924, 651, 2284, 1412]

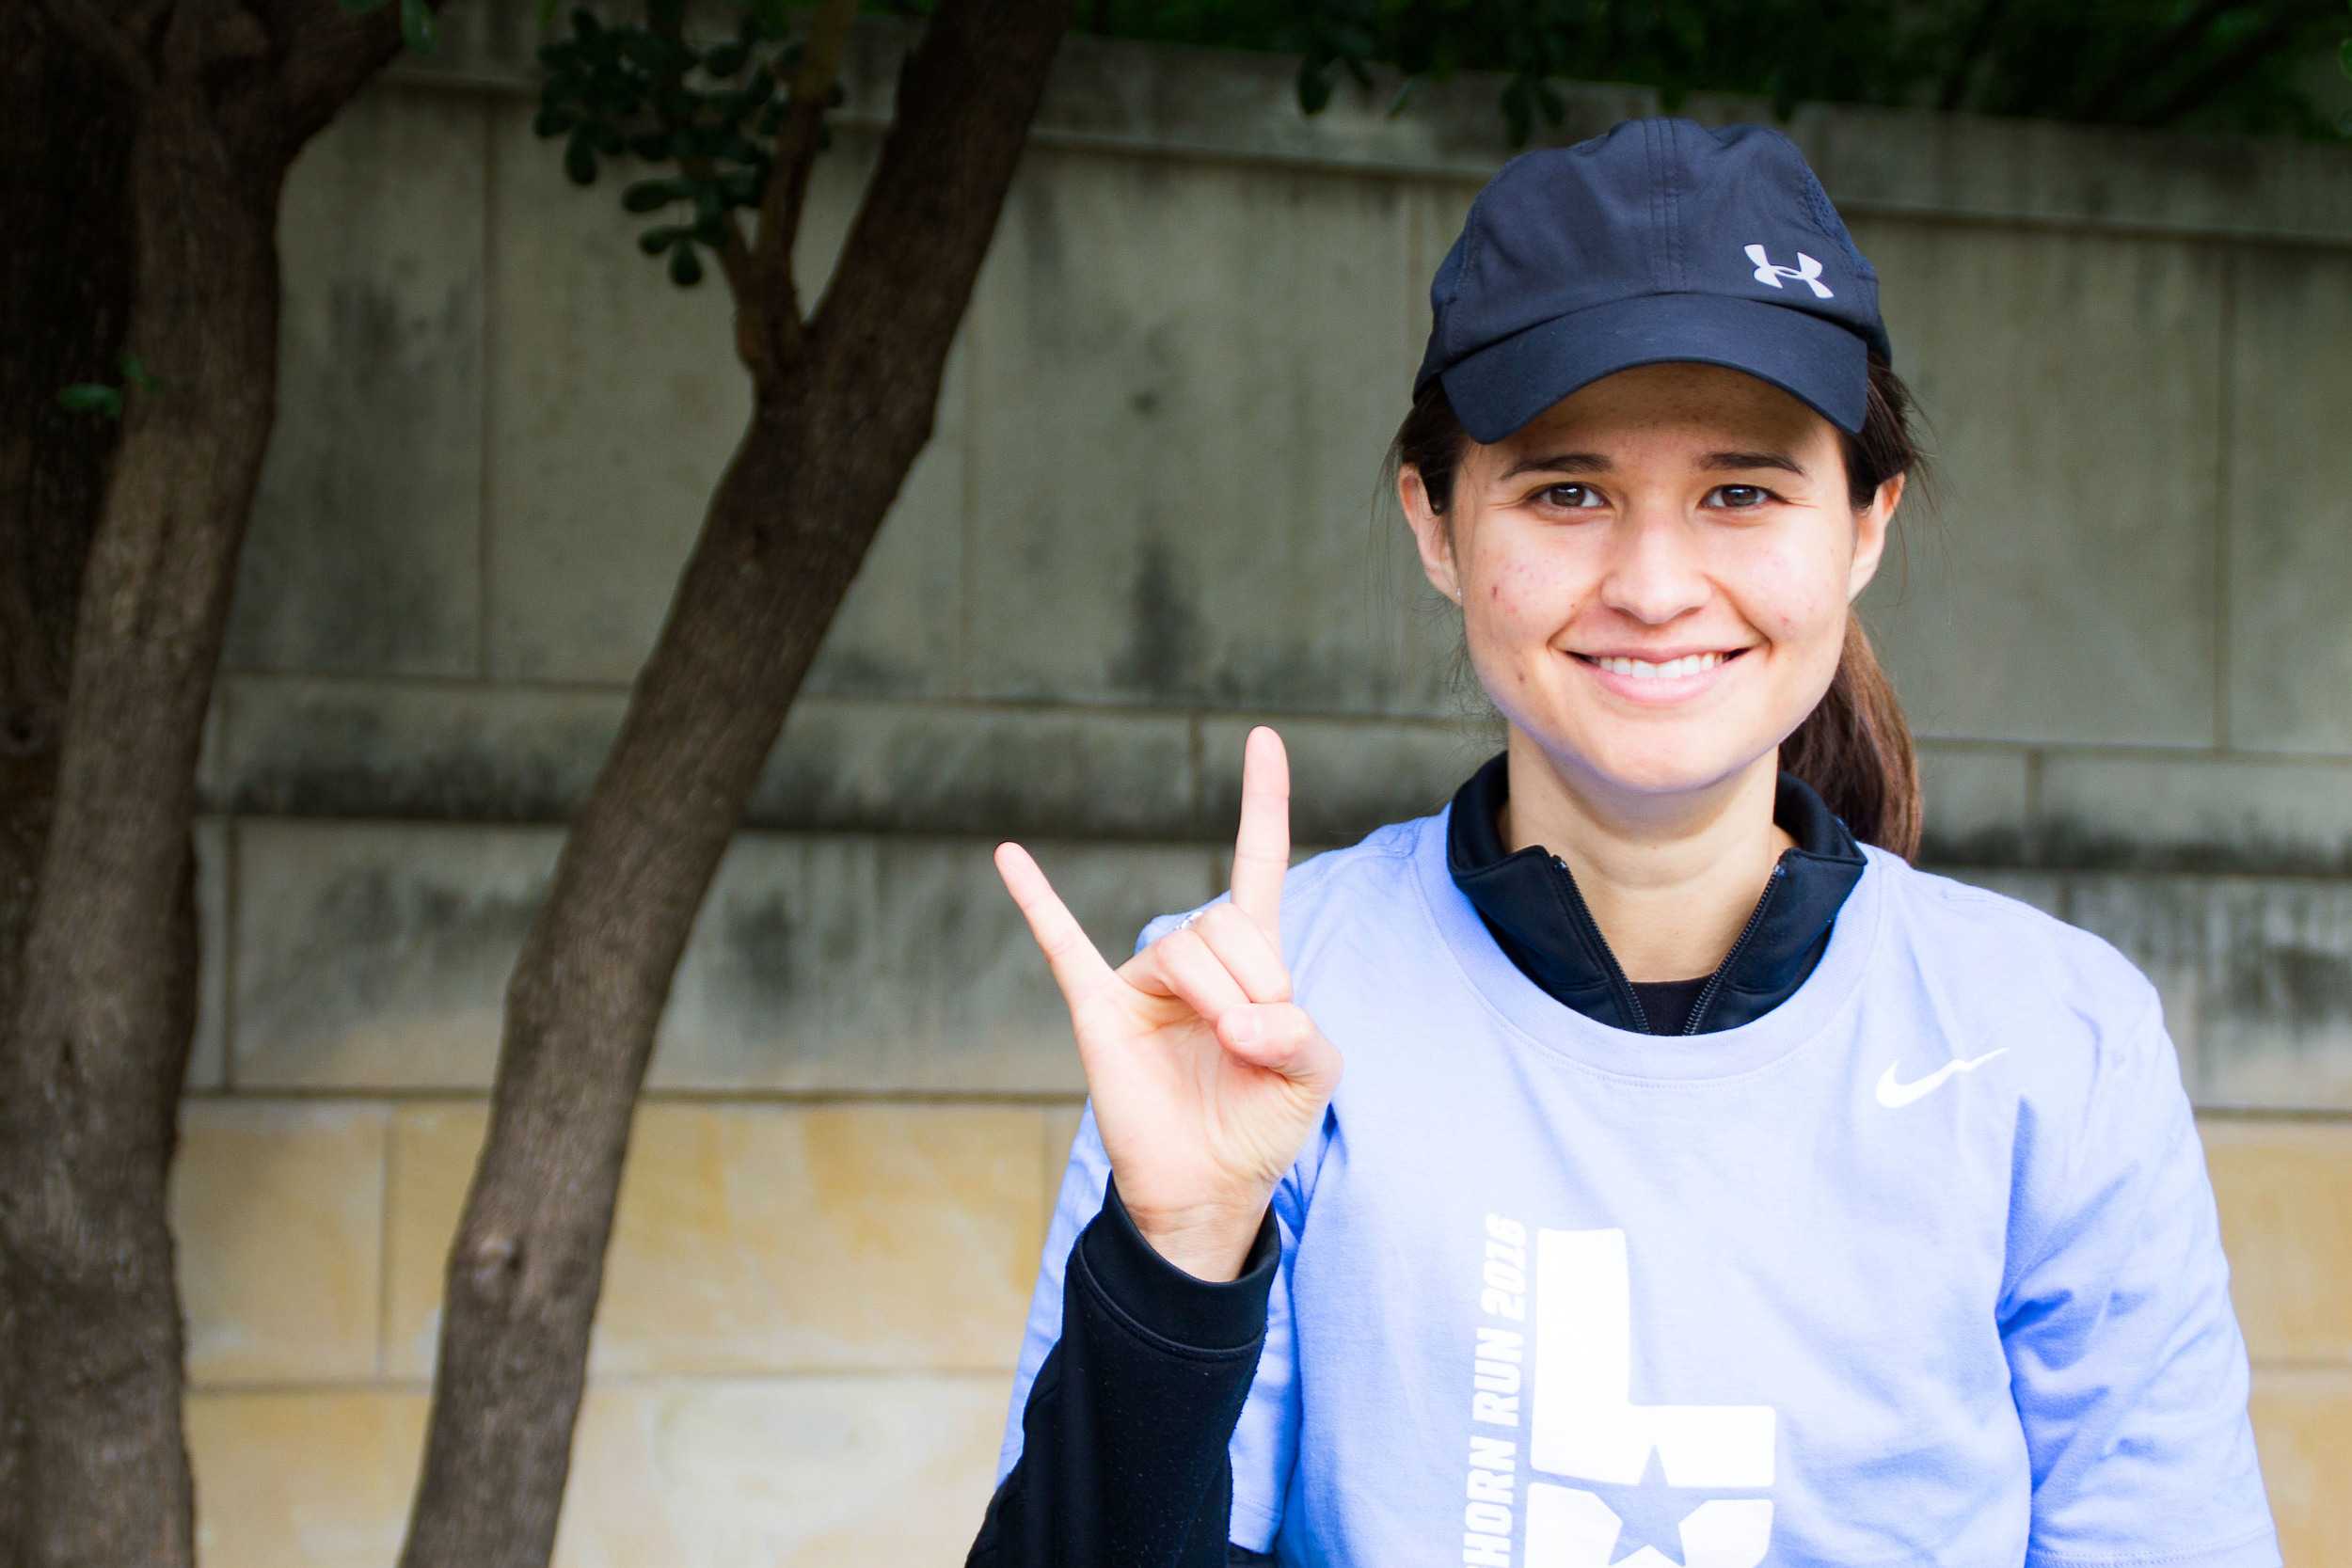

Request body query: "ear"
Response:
[1847, 469, 1902, 602]
[1398, 462, 1464, 605]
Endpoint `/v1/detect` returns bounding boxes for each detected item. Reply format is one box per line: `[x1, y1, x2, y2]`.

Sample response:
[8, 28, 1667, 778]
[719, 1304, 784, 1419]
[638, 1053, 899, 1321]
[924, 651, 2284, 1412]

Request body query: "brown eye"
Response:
[1538, 483, 1602, 509]
[1708, 484, 1776, 509]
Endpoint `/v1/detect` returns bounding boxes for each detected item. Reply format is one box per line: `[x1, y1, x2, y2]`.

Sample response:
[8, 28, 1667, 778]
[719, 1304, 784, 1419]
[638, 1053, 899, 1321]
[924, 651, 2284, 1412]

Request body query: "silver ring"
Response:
[1177, 909, 1206, 929]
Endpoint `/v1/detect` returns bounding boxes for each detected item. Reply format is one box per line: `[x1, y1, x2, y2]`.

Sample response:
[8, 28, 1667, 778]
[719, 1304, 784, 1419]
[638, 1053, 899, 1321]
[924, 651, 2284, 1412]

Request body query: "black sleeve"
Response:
[966, 1169, 1282, 1568]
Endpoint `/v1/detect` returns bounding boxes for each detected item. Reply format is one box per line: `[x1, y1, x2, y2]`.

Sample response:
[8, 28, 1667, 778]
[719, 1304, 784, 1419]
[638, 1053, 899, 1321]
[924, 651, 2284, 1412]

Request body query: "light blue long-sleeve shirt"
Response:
[998, 799, 2280, 1567]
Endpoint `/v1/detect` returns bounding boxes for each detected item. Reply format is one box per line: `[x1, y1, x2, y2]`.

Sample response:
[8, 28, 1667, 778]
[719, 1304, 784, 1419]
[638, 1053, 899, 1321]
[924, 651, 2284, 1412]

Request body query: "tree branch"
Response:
[266, 0, 457, 155]
[31, 0, 154, 97]
[1937, 0, 2009, 112]
[812, 0, 1068, 408]
[738, 0, 857, 379]
[2074, 0, 2241, 120]
[2131, 1, 2332, 124]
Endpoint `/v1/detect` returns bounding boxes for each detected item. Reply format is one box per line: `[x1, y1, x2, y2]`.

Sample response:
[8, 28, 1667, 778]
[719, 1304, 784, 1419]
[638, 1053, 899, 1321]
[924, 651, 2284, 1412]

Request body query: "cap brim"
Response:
[1438, 292, 1870, 443]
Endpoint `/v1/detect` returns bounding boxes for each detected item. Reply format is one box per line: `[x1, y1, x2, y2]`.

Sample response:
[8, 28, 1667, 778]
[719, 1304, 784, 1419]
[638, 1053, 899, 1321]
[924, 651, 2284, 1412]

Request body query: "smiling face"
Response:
[1401, 361, 1901, 804]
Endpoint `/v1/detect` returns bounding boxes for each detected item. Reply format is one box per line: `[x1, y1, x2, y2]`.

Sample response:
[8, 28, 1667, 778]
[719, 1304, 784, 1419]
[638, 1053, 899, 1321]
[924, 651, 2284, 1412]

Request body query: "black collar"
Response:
[1444, 750, 1867, 1036]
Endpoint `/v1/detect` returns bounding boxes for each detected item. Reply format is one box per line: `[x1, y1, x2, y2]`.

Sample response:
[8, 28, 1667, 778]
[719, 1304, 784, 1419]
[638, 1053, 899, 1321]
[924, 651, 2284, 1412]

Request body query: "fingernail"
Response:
[1225, 1015, 1258, 1045]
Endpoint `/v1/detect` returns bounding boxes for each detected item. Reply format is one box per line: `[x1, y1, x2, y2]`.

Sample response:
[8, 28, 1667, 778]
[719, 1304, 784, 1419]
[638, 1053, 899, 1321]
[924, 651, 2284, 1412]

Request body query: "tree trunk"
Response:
[0, 39, 287, 1558]
[395, 0, 1069, 1561]
[0, 8, 138, 1560]
[0, 0, 431, 1560]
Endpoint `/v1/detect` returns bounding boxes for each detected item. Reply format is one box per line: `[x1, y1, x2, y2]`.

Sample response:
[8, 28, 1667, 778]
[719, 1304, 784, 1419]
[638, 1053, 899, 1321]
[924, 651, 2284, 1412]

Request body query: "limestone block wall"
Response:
[160, 8, 2352, 1562]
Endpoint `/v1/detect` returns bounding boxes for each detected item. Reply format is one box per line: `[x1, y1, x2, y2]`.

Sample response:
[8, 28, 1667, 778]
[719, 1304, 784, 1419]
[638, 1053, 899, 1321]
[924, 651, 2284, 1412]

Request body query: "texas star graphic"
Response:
[1576, 1448, 1744, 1567]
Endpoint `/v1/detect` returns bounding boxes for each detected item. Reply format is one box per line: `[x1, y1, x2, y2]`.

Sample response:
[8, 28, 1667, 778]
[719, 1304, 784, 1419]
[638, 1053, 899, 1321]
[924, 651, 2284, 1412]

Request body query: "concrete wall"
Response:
[169, 8, 2352, 1562]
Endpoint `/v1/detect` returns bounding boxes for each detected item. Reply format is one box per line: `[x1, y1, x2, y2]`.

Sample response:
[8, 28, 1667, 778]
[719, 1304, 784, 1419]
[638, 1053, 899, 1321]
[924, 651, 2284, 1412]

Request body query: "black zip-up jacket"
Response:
[966, 752, 1867, 1567]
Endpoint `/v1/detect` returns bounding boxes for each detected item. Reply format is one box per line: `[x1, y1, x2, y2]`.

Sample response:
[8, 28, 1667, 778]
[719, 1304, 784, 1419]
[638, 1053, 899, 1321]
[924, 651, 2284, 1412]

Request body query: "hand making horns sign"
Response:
[992, 725, 1343, 1284]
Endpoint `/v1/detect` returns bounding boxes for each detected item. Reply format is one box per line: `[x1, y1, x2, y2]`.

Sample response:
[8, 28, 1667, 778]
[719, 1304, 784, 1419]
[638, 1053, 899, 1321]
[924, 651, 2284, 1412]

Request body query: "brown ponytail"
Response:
[1779, 615, 1920, 860]
[1383, 354, 1934, 862]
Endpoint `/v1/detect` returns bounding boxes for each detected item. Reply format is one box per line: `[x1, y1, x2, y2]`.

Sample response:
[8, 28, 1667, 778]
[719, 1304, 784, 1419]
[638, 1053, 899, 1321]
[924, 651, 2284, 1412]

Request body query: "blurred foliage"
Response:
[1075, 0, 2352, 142]
[537, 0, 2351, 292]
[335, 0, 442, 55]
[56, 352, 161, 420]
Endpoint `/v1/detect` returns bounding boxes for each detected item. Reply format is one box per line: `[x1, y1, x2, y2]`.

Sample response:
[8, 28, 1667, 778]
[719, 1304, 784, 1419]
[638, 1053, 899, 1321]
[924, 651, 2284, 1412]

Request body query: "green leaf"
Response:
[622, 178, 679, 213]
[335, 0, 389, 13]
[638, 224, 684, 255]
[1296, 55, 1332, 115]
[628, 130, 672, 158]
[667, 243, 704, 286]
[57, 383, 122, 417]
[399, 0, 435, 55]
[2340, 35, 2351, 81]
[570, 6, 600, 40]
[536, 0, 558, 27]
[1501, 75, 1531, 146]
[704, 41, 747, 76]
[564, 130, 598, 184]
[620, 32, 673, 73]
[532, 104, 580, 137]
[118, 351, 158, 391]
[1534, 79, 1564, 125]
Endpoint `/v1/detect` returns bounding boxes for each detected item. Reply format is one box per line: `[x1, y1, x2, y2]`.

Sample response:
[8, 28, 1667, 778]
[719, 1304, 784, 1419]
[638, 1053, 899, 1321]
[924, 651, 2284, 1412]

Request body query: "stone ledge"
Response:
[203, 678, 2352, 874]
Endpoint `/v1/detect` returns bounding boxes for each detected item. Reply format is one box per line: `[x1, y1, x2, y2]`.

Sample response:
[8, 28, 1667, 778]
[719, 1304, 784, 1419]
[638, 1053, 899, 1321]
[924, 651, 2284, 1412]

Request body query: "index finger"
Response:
[1227, 725, 1290, 946]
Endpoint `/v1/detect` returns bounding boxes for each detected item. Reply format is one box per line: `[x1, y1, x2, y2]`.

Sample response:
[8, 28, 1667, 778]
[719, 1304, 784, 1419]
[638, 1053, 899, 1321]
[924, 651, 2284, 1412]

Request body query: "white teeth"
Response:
[1592, 651, 1728, 679]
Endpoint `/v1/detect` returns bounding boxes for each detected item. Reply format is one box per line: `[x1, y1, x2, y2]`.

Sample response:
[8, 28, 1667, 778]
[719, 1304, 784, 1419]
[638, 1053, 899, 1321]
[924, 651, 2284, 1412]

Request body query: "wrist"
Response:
[1081, 1172, 1279, 1352]
[1123, 1198, 1271, 1284]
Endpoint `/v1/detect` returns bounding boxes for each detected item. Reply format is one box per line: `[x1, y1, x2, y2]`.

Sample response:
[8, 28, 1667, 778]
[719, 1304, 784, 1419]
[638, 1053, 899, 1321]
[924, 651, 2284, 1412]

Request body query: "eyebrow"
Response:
[1496, 449, 1810, 480]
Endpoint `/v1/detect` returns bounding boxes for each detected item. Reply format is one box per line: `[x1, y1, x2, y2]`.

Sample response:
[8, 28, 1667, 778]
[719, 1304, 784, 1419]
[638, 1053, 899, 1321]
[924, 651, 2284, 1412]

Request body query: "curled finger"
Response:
[1152, 923, 1252, 1024]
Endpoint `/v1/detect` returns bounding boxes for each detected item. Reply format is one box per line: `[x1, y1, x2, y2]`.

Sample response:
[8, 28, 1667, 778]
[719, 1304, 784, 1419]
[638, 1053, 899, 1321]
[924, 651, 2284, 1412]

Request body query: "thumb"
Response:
[1216, 1002, 1342, 1092]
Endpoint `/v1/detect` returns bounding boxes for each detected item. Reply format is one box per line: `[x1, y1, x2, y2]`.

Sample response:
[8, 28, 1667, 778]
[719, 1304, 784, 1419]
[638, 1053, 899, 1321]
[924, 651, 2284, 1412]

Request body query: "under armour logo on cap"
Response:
[1744, 244, 1834, 300]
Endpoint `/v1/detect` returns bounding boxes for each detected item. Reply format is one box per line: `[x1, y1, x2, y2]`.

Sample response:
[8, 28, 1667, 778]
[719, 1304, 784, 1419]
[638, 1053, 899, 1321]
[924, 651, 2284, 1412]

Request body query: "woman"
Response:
[969, 117, 2279, 1568]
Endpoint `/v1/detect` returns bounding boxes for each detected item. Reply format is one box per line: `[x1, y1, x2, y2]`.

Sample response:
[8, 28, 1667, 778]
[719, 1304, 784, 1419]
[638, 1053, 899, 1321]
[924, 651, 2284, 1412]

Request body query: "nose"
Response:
[1595, 506, 1711, 626]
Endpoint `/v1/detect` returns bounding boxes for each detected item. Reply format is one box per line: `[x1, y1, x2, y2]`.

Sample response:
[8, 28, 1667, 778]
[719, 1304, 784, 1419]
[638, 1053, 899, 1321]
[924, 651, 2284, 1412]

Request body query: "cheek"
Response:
[1473, 550, 1582, 634]
[1740, 543, 1844, 643]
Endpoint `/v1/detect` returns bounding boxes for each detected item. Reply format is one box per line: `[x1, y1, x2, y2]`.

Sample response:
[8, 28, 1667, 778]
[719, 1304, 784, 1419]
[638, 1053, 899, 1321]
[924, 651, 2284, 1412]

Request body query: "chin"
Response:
[1543, 720, 1772, 800]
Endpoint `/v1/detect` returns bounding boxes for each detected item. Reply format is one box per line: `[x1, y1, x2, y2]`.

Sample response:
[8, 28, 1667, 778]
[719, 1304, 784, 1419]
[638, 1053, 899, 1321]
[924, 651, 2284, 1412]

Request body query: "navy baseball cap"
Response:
[1414, 117, 1893, 442]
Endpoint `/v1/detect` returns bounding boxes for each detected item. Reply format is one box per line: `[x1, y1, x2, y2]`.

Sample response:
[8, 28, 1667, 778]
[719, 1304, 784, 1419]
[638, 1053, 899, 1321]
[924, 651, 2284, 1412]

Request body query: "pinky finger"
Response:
[993, 842, 1119, 1008]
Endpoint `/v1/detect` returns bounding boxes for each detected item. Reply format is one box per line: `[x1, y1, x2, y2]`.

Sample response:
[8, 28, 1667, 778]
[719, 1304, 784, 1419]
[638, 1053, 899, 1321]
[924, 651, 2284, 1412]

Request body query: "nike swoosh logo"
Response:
[1875, 1048, 2010, 1109]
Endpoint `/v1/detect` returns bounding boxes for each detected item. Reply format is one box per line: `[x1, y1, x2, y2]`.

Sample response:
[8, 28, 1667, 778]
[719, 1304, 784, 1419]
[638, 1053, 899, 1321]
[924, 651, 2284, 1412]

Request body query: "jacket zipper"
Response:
[1679, 861, 1787, 1036]
[1549, 853, 1654, 1034]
